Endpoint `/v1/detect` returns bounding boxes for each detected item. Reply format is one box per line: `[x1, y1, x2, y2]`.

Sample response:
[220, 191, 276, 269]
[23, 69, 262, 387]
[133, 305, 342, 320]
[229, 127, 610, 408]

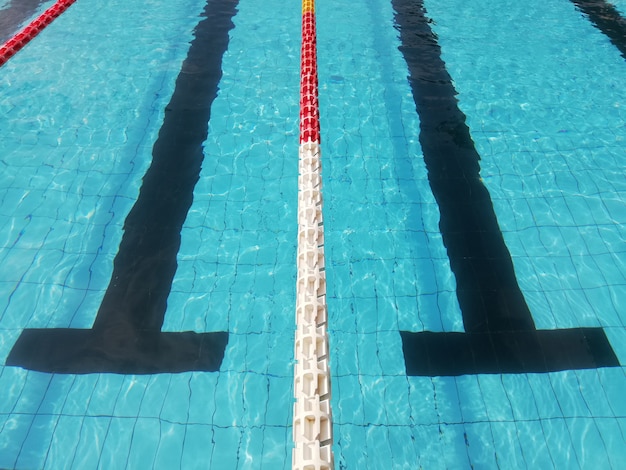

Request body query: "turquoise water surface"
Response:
[1, 0, 625, 468]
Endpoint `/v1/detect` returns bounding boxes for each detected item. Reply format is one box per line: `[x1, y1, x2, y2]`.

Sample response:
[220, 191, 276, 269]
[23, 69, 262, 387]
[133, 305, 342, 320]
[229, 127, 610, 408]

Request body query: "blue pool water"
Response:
[1, 0, 625, 468]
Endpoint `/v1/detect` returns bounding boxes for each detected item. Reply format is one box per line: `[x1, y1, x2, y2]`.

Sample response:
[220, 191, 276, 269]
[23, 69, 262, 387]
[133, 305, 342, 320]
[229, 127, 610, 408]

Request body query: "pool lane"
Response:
[1, 0, 298, 467]
[392, 0, 620, 376]
[6, 0, 238, 374]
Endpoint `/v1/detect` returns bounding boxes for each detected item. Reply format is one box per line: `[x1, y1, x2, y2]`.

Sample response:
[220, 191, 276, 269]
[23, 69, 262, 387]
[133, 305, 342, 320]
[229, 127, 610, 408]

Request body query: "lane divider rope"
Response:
[0, 0, 77, 68]
[293, 0, 334, 469]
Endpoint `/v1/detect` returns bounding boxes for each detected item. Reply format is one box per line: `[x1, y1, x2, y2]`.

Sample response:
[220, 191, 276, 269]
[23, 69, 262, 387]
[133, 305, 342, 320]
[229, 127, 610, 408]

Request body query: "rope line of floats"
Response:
[292, 0, 334, 469]
[0, 0, 77, 67]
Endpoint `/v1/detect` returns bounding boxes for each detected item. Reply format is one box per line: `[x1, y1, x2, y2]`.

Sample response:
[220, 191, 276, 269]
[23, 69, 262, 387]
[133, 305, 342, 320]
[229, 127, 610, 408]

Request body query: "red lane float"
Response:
[0, 0, 77, 67]
[299, 5, 320, 144]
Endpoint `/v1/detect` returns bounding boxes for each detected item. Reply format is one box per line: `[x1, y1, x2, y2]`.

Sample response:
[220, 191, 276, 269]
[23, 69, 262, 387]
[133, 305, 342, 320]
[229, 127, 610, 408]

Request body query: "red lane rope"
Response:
[299, 11, 320, 144]
[0, 0, 77, 68]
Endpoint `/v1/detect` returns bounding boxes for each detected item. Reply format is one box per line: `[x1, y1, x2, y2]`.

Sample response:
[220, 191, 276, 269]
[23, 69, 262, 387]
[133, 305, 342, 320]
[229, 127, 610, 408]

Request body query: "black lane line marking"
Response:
[570, 0, 626, 59]
[6, 0, 239, 374]
[0, 0, 47, 43]
[392, 0, 620, 376]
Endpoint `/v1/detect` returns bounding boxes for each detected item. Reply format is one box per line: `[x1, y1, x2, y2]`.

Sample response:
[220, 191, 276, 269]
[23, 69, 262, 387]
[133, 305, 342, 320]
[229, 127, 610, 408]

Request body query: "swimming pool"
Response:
[1, 0, 625, 467]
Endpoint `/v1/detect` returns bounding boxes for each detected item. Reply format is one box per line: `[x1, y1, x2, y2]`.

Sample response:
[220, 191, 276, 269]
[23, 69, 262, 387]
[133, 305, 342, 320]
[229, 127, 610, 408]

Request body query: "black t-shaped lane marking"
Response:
[392, 0, 620, 376]
[570, 0, 626, 60]
[6, 0, 239, 374]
